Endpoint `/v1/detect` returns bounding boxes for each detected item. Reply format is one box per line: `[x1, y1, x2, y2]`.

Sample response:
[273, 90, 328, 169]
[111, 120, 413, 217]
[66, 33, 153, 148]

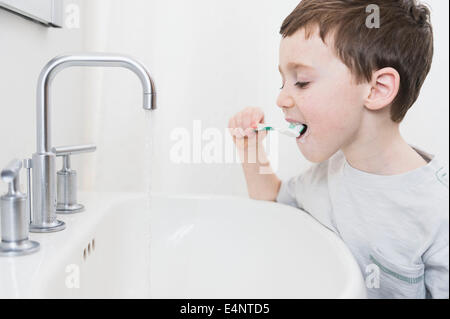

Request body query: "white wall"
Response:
[0, 0, 89, 195]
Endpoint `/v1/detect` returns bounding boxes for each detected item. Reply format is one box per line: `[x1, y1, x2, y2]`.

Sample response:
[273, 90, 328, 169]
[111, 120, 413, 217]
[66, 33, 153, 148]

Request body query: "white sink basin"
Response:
[0, 192, 366, 298]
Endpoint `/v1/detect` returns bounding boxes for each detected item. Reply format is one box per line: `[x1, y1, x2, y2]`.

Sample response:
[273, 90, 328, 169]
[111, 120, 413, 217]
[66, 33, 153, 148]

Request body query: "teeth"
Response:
[288, 122, 303, 128]
[285, 121, 308, 138]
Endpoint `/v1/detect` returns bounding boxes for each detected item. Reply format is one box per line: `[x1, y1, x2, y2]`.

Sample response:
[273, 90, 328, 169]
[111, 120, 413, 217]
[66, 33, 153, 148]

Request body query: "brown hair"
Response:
[280, 0, 434, 122]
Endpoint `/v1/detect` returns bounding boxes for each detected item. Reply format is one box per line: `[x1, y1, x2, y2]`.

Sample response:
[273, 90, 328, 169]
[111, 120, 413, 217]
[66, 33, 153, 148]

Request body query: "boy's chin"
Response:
[296, 143, 335, 163]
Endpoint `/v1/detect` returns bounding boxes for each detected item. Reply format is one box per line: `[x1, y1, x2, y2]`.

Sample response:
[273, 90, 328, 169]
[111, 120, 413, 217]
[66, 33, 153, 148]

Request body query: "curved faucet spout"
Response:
[36, 53, 156, 153]
[30, 53, 156, 233]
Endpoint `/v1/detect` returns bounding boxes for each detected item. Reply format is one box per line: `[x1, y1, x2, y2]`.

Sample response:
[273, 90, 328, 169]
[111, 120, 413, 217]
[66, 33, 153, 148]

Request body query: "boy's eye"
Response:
[295, 81, 310, 89]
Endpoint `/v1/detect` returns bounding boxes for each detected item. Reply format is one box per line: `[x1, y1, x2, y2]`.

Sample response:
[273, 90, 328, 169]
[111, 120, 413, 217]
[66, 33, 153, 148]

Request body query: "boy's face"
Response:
[277, 27, 369, 163]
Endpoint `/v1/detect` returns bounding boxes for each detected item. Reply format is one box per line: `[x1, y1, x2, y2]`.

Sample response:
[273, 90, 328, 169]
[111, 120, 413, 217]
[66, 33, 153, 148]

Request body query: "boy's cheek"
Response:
[308, 112, 353, 150]
[321, 94, 361, 127]
[303, 85, 362, 131]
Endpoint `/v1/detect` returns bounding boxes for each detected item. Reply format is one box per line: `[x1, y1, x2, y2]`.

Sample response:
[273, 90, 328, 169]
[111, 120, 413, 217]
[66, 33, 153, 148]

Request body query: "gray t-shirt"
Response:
[276, 146, 449, 299]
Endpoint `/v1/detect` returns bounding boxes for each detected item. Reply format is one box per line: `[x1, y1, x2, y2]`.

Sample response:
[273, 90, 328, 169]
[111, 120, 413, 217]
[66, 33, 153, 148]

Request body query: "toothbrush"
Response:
[253, 123, 306, 138]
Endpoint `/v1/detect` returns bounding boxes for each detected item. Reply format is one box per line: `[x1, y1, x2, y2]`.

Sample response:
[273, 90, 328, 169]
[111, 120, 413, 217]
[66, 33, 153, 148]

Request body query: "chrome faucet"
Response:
[29, 54, 156, 233]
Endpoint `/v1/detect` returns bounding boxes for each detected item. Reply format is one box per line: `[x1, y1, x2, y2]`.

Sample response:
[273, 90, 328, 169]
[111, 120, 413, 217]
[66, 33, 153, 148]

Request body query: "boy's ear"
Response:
[364, 67, 400, 111]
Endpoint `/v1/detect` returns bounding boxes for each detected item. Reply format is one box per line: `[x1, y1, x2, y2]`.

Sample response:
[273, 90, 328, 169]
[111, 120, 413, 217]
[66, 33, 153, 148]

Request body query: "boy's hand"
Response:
[228, 107, 267, 150]
[228, 107, 281, 201]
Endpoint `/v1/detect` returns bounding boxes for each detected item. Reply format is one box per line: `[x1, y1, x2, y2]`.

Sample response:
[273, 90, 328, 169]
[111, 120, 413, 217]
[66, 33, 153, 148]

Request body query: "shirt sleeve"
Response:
[424, 244, 449, 299]
[276, 175, 301, 208]
[423, 218, 449, 301]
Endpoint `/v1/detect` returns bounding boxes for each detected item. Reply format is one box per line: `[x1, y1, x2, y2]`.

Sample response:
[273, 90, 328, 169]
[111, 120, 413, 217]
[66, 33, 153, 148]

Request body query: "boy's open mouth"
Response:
[285, 119, 308, 138]
[299, 124, 308, 137]
[290, 122, 308, 139]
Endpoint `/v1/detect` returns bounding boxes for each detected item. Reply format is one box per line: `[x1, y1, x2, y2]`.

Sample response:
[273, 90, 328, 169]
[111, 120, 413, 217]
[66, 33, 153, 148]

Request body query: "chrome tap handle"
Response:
[1, 159, 22, 194]
[52, 144, 97, 156]
[1, 158, 22, 179]
[0, 159, 40, 257]
[52, 144, 96, 214]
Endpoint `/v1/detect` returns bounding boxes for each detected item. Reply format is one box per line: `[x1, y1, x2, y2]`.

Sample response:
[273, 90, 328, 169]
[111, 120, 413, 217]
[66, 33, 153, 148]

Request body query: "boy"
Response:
[228, 0, 448, 299]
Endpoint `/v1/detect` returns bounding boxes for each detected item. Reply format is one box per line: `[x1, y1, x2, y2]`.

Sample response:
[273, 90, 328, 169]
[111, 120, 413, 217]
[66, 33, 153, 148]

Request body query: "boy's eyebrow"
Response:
[278, 62, 315, 75]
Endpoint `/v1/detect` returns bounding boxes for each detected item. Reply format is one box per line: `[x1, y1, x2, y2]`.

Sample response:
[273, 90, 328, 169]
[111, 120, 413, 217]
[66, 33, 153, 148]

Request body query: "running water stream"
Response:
[145, 110, 156, 297]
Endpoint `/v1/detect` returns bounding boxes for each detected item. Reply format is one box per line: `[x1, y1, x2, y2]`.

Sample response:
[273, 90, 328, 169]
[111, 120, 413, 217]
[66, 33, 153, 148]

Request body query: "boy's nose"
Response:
[276, 90, 295, 109]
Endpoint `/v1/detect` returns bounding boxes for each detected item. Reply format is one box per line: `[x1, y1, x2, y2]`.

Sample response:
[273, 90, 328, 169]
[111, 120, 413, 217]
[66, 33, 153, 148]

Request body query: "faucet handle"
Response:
[52, 144, 97, 157]
[1, 159, 22, 189]
[52, 144, 96, 214]
[0, 159, 40, 257]
[52, 144, 96, 172]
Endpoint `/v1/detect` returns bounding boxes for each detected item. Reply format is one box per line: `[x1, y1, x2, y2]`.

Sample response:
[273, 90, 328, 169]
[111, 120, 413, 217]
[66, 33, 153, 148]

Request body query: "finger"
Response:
[249, 108, 264, 125]
[230, 127, 239, 138]
[235, 127, 246, 139]
[244, 127, 256, 137]
[257, 128, 268, 141]
[242, 111, 253, 129]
